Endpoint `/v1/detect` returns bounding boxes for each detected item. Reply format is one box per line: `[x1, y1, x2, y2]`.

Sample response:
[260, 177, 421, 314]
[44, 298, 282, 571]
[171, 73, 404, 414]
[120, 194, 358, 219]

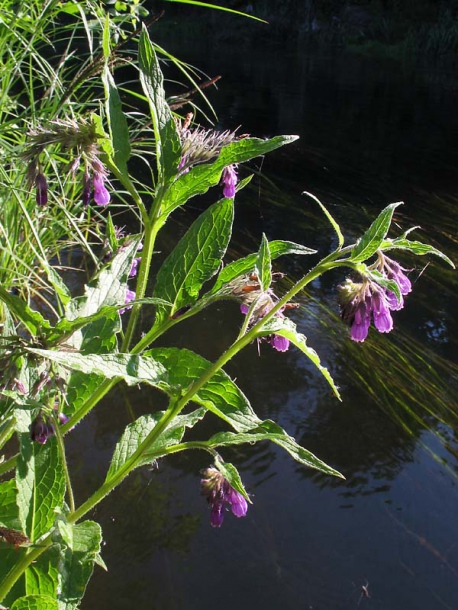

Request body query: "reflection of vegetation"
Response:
[84, 468, 200, 607]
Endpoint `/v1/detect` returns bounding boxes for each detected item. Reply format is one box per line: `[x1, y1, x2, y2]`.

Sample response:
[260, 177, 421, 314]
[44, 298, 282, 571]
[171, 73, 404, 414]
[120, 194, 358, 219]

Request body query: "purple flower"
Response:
[93, 173, 110, 206]
[385, 289, 404, 311]
[30, 412, 55, 444]
[269, 334, 290, 352]
[238, 284, 296, 353]
[119, 288, 136, 314]
[384, 258, 412, 295]
[129, 257, 141, 278]
[35, 173, 48, 206]
[201, 466, 249, 527]
[371, 289, 393, 333]
[225, 486, 248, 517]
[350, 299, 371, 342]
[210, 502, 225, 528]
[57, 412, 69, 425]
[221, 164, 238, 198]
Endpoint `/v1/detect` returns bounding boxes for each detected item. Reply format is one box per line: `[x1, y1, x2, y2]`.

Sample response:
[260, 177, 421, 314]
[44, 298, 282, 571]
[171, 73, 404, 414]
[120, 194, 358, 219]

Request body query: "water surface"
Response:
[81, 31, 458, 610]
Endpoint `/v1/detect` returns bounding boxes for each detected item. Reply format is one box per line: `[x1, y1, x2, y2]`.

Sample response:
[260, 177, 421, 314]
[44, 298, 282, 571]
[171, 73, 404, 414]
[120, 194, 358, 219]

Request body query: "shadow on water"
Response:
[82, 29, 458, 610]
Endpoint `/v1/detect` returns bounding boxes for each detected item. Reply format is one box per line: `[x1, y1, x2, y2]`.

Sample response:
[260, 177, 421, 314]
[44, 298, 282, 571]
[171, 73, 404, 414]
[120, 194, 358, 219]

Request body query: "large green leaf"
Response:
[138, 25, 181, 183]
[145, 348, 261, 431]
[65, 312, 119, 418]
[25, 547, 60, 600]
[11, 595, 57, 610]
[381, 237, 455, 267]
[105, 408, 206, 482]
[152, 198, 234, 326]
[208, 422, 343, 477]
[0, 479, 21, 529]
[161, 135, 298, 220]
[351, 202, 402, 263]
[16, 435, 65, 543]
[102, 66, 131, 176]
[57, 520, 103, 610]
[65, 238, 141, 323]
[27, 350, 170, 389]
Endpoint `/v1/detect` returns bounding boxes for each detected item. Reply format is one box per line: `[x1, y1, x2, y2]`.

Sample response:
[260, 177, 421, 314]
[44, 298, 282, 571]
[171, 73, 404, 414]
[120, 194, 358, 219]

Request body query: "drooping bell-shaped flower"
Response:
[225, 486, 249, 518]
[384, 257, 412, 295]
[93, 172, 110, 206]
[371, 289, 393, 333]
[201, 466, 249, 527]
[350, 299, 372, 342]
[30, 412, 55, 444]
[221, 164, 238, 198]
[269, 334, 290, 352]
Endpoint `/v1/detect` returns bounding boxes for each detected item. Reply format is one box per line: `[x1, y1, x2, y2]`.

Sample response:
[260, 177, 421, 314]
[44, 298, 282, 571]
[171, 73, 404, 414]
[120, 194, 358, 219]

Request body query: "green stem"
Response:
[53, 414, 75, 513]
[121, 221, 159, 352]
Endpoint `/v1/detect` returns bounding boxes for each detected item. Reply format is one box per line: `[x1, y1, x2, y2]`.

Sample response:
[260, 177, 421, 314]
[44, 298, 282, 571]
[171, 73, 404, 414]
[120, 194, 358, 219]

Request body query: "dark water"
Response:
[80, 30, 458, 610]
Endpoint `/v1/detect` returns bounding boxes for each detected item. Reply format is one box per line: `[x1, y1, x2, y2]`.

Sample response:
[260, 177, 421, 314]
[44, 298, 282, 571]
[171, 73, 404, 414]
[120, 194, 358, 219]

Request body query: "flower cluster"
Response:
[176, 112, 239, 198]
[23, 117, 111, 207]
[200, 466, 248, 527]
[338, 253, 412, 342]
[30, 409, 69, 444]
[231, 273, 298, 352]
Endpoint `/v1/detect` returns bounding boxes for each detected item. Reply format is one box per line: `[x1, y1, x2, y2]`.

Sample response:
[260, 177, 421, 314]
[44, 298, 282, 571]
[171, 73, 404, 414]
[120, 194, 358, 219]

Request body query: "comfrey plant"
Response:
[0, 24, 454, 609]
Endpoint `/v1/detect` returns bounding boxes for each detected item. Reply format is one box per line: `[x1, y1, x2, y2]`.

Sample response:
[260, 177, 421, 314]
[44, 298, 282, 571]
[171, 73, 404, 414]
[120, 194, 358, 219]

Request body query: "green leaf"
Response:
[25, 546, 59, 599]
[145, 348, 261, 431]
[11, 595, 57, 610]
[44, 266, 71, 308]
[102, 66, 131, 176]
[351, 202, 403, 263]
[302, 191, 344, 249]
[214, 458, 251, 502]
[56, 520, 103, 609]
[65, 238, 141, 322]
[365, 269, 401, 303]
[208, 421, 344, 477]
[0, 480, 21, 530]
[105, 213, 119, 254]
[153, 198, 234, 326]
[65, 313, 119, 418]
[382, 238, 455, 268]
[51, 297, 169, 345]
[210, 240, 316, 295]
[161, 135, 298, 220]
[0, 286, 51, 336]
[255, 234, 272, 292]
[259, 317, 341, 400]
[16, 435, 66, 542]
[162, 0, 268, 22]
[138, 25, 181, 183]
[26, 350, 170, 389]
[105, 408, 206, 481]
